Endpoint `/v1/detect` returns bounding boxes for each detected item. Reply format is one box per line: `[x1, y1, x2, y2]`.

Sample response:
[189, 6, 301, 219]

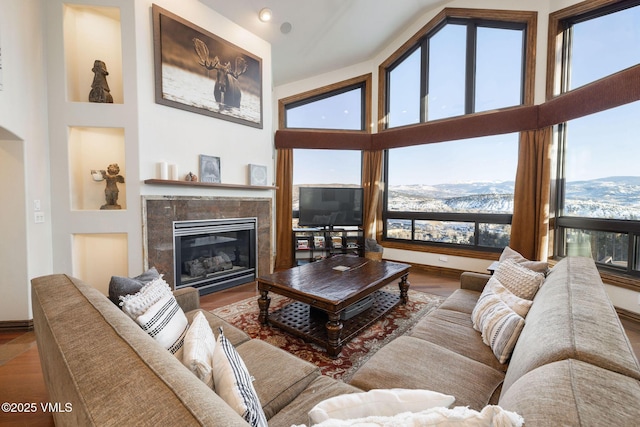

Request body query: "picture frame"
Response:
[248, 164, 268, 186]
[199, 155, 221, 183]
[152, 5, 263, 128]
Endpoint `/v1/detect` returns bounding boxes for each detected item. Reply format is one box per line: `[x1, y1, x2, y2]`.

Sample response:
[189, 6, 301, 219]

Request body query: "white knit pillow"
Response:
[120, 276, 172, 318]
[182, 311, 216, 388]
[120, 276, 188, 359]
[494, 259, 544, 300]
[486, 276, 533, 318]
[499, 246, 548, 273]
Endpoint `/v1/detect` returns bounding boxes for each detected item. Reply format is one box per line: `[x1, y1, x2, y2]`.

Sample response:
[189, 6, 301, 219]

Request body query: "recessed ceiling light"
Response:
[259, 8, 272, 22]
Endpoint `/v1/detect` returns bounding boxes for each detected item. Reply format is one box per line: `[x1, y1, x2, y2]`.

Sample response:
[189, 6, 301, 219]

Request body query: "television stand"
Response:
[292, 227, 364, 267]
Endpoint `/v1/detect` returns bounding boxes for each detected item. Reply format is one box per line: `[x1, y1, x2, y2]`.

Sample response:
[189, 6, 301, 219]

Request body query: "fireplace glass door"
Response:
[174, 218, 257, 294]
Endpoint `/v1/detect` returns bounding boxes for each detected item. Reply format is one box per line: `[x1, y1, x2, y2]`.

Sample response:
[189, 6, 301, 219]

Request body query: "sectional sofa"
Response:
[31, 256, 640, 426]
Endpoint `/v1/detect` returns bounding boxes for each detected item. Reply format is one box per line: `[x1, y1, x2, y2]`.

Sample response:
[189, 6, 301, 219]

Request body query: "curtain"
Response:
[274, 148, 293, 270]
[362, 150, 383, 240]
[510, 127, 552, 261]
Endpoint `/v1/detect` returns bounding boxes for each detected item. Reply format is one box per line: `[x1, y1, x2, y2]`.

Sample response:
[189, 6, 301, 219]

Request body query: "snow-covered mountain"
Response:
[388, 176, 640, 219]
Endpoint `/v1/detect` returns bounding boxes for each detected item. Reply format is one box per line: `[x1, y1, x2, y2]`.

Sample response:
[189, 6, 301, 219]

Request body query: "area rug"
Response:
[212, 285, 444, 382]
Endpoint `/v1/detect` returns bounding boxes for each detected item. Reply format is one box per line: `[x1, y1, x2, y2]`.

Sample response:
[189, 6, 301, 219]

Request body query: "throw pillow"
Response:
[108, 267, 160, 305]
[486, 276, 533, 318]
[472, 282, 526, 363]
[494, 258, 545, 300]
[182, 311, 216, 388]
[308, 388, 455, 425]
[295, 405, 524, 427]
[213, 328, 267, 427]
[471, 287, 501, 334]
[120, 277, 189, 359]
[120, 276, 171, 318]
[499, 246, 548, 274]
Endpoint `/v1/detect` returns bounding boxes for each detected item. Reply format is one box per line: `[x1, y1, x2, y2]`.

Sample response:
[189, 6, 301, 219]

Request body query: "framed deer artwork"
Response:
[152, 5, 263, 128]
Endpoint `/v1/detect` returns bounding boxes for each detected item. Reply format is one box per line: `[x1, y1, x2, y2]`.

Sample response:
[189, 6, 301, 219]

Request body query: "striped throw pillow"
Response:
[121, 277, 188, 359]
[472, 281, 526, 364]
[213, 328, 267, 427]
[481, 299, 525, 364]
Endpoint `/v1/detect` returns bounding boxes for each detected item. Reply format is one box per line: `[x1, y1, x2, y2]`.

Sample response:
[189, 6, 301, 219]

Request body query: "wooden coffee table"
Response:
[257, 255, 410, 357]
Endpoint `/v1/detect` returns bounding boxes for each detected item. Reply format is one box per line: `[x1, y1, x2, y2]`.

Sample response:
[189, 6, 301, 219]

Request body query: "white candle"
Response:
[159, 162, 168, 180]
[170, 164, 179, 181]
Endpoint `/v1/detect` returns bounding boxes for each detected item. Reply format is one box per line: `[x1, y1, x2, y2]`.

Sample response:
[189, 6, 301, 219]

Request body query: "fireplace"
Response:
[173, 218, 257, 295]
[143, 196, 272, 293]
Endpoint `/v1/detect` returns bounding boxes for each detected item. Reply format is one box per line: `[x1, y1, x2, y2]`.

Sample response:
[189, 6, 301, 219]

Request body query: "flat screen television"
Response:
[298, 187, 364, 227]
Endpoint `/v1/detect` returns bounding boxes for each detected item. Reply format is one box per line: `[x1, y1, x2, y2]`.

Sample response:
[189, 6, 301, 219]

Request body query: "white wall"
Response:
[0, 0, 52, 322]
[135, 0, 275, 198]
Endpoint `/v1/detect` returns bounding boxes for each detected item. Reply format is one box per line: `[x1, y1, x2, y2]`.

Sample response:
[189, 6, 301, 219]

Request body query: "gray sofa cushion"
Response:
[437, 289, 481, 314]
[500, 359, 640, 426]
[501, 256, 640, 396]
[409, 308, 507, 372]
[237, 339, 320, 420]
[348, 336, 504, 410]
[267, 376, 362, 427]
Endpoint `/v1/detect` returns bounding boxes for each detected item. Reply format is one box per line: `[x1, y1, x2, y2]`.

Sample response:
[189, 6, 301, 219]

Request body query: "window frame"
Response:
[381, 136, 517, 255]
[378, 8, 537, 131]
[278, 74, 372, 132]
[378, 9, 535, 256]
[550, 0, 640, 282]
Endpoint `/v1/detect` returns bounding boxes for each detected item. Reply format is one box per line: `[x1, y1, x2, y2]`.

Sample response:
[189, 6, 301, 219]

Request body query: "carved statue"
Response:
[193, 38, 247, 108]
[89, 60, 114, 103]
[96, 163, 124, 209]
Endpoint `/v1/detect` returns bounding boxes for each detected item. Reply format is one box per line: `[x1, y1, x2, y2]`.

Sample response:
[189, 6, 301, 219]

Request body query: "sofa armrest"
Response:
[460, 272, 491, 292]
[173, 287, 200, 312]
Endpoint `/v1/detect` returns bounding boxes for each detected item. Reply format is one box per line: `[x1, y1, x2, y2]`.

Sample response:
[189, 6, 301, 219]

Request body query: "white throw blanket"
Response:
[294, 405, 524, 427]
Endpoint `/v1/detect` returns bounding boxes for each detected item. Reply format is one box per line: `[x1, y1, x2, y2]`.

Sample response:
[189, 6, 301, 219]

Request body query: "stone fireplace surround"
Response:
[143, 196, 272, 289]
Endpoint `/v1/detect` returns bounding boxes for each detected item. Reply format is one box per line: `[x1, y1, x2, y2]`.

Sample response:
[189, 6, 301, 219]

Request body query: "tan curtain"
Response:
[274, 148, 293, 270]
[362, 150, 383, 240]
[510, 127, 552, 261]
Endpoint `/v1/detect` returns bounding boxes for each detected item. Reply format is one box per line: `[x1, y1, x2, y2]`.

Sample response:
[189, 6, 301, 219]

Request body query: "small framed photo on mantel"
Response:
[199, 155, 221, 183]
[248, 164, 267, 186]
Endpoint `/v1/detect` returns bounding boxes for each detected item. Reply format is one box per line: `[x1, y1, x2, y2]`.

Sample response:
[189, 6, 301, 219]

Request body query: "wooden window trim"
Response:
[378, 8, 537, 131]
[278, 74, 372, 132]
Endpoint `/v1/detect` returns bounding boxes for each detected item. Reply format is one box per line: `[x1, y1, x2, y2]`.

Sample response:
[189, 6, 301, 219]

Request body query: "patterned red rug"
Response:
[212, 286, 444, 382]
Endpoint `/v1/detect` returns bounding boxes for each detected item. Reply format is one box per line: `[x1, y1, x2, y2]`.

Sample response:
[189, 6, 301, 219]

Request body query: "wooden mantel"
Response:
[143, 179, 277, 191]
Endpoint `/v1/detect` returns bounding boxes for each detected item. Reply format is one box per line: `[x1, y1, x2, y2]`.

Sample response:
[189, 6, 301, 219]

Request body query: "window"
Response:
[384, 15, 527, 128]
[284, 82, 366, 130]
[384, 134, 518, 250]
[285, 86, 365, 130]
[562, 2, 640, 91]
[554, 1, 640, 275]
[280, 77, 369, 227]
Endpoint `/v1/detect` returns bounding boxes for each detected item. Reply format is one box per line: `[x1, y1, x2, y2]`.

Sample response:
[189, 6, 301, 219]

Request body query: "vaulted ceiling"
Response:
[201, 0, 447, 86]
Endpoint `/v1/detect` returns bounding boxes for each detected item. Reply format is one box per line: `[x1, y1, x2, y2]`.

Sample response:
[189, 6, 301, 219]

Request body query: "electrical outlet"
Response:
[34, 212, 45, 223]
[34, 199, 41, 211]
[439, 255, 448, 262]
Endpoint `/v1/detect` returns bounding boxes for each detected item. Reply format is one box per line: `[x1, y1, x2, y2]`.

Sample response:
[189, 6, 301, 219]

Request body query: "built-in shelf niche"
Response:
[64, 4, 123, 103]
[69, 126, 126, 210]
[73, 233, 128, 295]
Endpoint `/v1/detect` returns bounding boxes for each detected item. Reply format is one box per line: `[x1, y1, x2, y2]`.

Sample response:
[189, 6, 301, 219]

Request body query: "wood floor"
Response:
[1, 269, 639, 426]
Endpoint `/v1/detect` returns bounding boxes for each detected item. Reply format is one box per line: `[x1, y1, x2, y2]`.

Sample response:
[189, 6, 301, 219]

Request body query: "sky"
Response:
[292, 6, 640, 186]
